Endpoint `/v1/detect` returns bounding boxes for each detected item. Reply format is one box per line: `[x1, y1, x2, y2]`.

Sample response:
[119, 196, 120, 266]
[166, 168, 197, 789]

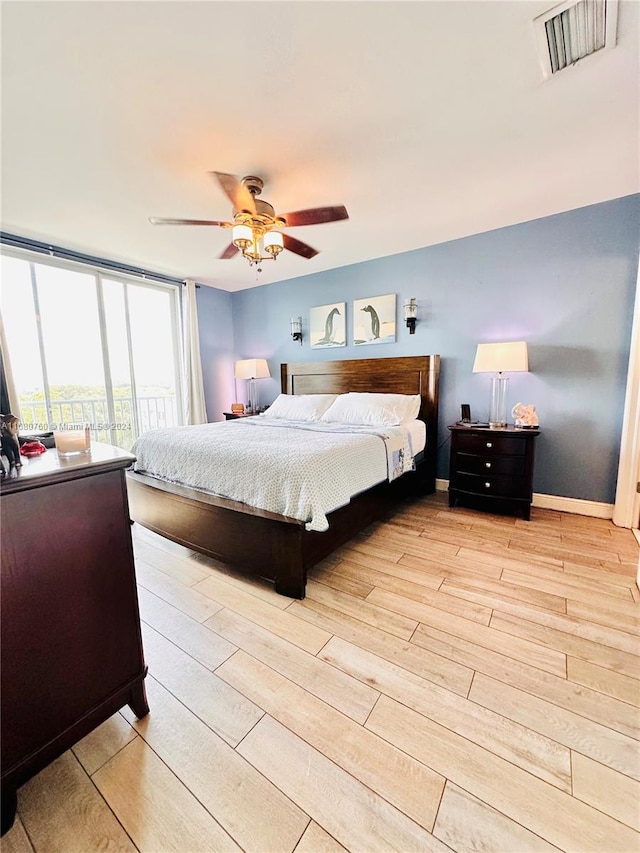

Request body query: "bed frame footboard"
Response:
[127, 459, 430, 599]
[126, 472, 309, 598]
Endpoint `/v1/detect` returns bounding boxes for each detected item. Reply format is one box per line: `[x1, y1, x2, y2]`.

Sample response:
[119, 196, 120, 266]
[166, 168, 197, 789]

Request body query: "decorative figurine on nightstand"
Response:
[512, 403, 539, 429]
[0, 414, 22, 472]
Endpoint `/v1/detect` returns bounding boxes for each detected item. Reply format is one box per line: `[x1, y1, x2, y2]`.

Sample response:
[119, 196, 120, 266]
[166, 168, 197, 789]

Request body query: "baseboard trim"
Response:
[531, 493, 614, 519]
[434, 479, 614, 520]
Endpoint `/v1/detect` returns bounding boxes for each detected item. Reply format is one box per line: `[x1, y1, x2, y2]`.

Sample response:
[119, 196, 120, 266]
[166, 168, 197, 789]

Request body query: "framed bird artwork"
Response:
[310, 302, 346, 348]
[353, 294, 396, 345]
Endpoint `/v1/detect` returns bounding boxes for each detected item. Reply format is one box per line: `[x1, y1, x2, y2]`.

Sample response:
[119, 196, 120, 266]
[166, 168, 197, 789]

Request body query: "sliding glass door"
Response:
[1, 253, 184, 449]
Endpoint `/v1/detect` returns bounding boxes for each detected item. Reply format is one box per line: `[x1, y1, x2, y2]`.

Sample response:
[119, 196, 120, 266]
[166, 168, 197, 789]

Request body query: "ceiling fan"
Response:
[149, 172, 349, 267]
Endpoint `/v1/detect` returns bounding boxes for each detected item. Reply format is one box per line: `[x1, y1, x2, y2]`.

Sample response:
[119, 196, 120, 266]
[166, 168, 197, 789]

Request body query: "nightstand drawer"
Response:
[454, 432, 527, 456]
[453, 472, 529, 499]
[455, 452, 526, 477]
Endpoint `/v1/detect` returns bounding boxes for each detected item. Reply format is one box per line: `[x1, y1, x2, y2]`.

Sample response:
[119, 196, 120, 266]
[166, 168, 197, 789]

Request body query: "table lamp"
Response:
[234, 358, 271, 413]
[472, 342, 529, 428]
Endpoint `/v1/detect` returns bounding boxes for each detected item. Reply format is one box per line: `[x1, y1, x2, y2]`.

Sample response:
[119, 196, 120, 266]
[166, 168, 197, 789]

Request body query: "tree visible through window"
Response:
[1, 254, 184, 449]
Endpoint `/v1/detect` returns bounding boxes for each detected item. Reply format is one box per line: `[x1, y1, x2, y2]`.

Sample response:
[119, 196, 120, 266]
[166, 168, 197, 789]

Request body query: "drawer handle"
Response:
[486, 442, 493, 448]
[484, 482, 491, 489]
[485, 462, 492, 469]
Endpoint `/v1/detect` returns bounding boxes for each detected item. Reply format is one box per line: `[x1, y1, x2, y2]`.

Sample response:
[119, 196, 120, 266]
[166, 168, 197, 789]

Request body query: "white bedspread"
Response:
[131, 418, 415, 532]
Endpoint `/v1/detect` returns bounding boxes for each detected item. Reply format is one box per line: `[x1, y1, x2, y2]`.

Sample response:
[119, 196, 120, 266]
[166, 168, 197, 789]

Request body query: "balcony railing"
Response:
[18, 395, 178, 450]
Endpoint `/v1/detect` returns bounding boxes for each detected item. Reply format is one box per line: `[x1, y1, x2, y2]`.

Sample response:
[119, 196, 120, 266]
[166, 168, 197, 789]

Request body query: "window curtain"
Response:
[182, 280, 207, 425]
[0, 311, 20, 419]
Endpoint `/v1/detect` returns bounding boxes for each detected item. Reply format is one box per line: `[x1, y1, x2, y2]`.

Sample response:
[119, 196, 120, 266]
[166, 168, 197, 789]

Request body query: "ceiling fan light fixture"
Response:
[263, 230, 284, 256]
[150, 172, 348, 271]
[232, 224, 253, 250]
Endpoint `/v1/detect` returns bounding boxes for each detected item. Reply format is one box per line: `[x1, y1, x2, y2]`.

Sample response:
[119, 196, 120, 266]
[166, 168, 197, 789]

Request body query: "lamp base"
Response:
[489, 375, 509, 429]
[246, 377, 257, 414]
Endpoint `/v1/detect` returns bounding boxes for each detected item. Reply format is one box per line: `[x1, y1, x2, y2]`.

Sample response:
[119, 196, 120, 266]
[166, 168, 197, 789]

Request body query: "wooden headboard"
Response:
[281, 355, 440, 485]
[282, 355, 439, 424]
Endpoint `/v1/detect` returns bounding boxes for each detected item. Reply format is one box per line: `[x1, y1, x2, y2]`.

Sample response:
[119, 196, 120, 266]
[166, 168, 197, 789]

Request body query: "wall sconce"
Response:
[290, 316, 303, 344]
[404, 298, 417, 334]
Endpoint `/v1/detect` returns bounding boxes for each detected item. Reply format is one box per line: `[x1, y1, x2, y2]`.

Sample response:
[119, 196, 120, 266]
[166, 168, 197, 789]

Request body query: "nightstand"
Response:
[223, 412, 248, 420]
[448, 425, 540, 520]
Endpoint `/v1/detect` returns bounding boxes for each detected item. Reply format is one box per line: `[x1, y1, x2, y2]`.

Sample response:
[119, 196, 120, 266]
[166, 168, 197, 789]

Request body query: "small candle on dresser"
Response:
[54, 428, 91, 456]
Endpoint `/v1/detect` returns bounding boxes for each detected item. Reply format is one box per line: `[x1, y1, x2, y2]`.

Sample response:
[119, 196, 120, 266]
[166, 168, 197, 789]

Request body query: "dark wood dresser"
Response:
[0, 443, 148, 834]
[448, 425, 540, 520]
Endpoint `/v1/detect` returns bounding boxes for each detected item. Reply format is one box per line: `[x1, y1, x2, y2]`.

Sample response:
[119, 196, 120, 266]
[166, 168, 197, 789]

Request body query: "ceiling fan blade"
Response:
[210, 172, 256, 215]
[283, 233, 319, 259]
[149, 217, 230, 226]
[219, 242, 239, 260]
[280, 206, 348, 227]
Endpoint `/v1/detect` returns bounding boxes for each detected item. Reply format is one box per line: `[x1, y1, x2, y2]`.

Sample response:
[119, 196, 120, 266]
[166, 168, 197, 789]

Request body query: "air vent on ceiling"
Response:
[534, 0, 618, 79]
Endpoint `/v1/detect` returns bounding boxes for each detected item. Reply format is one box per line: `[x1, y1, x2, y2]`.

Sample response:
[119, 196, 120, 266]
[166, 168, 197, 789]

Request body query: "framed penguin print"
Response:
[353, 294, 396, 345]
[310, 302, 346, 348]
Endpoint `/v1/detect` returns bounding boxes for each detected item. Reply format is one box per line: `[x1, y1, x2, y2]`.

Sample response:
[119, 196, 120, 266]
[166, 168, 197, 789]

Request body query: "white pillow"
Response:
[261, 394, 338, 422]
[320, 392, 422, 426]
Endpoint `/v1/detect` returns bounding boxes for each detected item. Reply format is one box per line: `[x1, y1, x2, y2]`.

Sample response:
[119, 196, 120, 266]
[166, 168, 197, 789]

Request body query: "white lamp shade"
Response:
[232, 224, 253, 248]
[264, 231, 284, 254]
[472, 341, 529, 374]
[234, 358, 271, 380]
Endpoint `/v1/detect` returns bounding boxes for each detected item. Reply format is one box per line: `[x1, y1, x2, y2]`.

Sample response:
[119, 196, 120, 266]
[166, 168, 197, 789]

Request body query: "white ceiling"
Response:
[1, 1, 638, 292]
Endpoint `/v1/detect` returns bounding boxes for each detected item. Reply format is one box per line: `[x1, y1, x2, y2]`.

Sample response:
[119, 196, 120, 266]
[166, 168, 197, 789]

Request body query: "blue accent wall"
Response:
[196, 285, 235, 423]
[198, 194, 640, 504]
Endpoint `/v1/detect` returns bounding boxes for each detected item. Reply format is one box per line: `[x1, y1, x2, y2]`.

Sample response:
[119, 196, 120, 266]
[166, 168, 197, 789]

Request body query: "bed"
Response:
[126, 355, 440, 598]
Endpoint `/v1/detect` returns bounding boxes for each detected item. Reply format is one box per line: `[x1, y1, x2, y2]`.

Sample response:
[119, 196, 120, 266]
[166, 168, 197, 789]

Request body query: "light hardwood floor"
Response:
[3, 493, 639, 853]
